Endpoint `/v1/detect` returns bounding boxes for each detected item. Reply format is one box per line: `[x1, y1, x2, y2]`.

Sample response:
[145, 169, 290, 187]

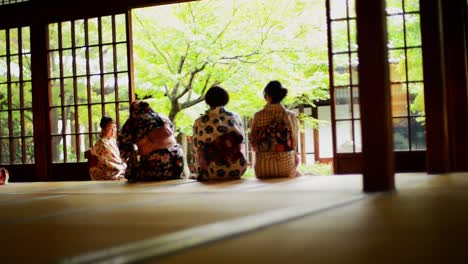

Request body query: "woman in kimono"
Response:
[89, 116, 127, 180]
[249, 80, 300, 178]
[192, 86, 248, 181]
[118, 100, 184, 182]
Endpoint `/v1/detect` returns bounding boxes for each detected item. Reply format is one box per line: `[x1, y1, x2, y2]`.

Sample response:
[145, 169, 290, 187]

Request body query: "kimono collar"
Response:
[206, 106, 226, 115]
[264, 103, 286, 111]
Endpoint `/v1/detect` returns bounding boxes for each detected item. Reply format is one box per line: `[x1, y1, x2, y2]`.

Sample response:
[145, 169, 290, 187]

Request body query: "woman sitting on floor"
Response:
[118, 100, 184, 182]
[249, 80, 300, 178]
[89, 115, 127, 180]
[192, 86, 248, 181]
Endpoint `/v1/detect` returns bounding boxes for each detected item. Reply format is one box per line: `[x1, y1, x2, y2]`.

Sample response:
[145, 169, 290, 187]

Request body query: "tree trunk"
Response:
[175, 132, 191, 179]
[180, 134, 191, 178]
[169, 103, 191, 179]
[168, 101, 181, 122]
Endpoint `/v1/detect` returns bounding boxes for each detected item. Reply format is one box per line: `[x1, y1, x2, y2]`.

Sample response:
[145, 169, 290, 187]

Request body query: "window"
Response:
[0, 0, 28, 6]
[0, 26, 34, 165]
[328, 0, 425, 155]
[47, 14, 131, 163]
[387, 0, 426, 151]
[328, 0, 361, 154]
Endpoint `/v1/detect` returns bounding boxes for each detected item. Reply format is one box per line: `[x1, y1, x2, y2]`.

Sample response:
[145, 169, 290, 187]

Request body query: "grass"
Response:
[297, 162, 333, 176]
[243, 167, 256, 179]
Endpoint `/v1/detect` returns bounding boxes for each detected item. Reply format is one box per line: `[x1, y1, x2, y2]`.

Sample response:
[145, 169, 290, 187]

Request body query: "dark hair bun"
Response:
[100, 115, 114, 129]
[264, 80, 288, 103]
[205, 86, 229, 108]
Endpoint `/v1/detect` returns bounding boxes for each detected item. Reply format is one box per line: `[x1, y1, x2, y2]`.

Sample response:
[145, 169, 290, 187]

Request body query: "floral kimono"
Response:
[0, 167, 9, 185]
[118, 101, 184, 182]
[192, 107, 247, 181]
[89, 137, 126, 180]
[250, 104, 299, 178]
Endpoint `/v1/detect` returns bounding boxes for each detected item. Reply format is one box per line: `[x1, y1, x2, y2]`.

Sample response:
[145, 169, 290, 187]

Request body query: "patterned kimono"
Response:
[192, 107, 247, 181]
[118, 101, 184, 182]
[90, 137, 126, 180]
[0, 167, 9, 185]
[250, 104, 299, 178]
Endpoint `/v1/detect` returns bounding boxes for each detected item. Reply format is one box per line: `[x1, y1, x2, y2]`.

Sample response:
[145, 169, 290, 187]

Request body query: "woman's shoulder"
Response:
[93, 137, 105, 146]
[157, 113, 170, 121]
[194, 113, 209, 126]
[221, 108, 236, 116]
[253, 107, 267, 116]
[91, 138, 108, 154]
[222, 109, 242, 120]
[94, 137, 114, 148]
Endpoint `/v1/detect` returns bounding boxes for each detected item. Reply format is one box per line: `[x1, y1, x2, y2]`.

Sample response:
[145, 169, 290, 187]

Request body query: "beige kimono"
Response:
[90, 137, 126, 180]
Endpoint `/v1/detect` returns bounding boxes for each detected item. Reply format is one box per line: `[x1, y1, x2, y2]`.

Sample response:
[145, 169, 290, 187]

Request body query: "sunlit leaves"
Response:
[133, 0, 329, 134]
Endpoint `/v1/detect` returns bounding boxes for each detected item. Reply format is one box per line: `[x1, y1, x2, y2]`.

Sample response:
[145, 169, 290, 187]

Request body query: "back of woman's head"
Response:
[100, 115, 114, 129]
[264, 80, 288, 104]
[205, 86, 229, 108]
[130, 100, 151, 115]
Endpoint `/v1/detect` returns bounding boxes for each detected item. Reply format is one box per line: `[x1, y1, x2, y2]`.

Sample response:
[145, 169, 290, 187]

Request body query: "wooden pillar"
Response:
[312, 106, 320, 162]
[298, 105, 306, 165]
[442, 0, 468, 171]
[31, 22, 52, 181]
[420, 0, 450, 173]
[356, 0, 395, 192]
[126, 10, 136, 103]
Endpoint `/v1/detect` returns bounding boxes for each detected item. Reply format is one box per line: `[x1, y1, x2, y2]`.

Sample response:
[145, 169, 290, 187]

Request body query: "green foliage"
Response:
[297, 113, 320, 131]
[242, 167, 256, 179]
[297, 162, 332, 176]
[132, 0, 329, 134]
[386, 2, 425, 127]
[393, 130, 409, 150]
[410, 83, 425, 124]
[0, 0, 429, 165]
[0, 27, 35, 164]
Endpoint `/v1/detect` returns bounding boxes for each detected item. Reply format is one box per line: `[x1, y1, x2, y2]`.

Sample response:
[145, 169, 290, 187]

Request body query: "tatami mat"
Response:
[0, 173, 466, 264]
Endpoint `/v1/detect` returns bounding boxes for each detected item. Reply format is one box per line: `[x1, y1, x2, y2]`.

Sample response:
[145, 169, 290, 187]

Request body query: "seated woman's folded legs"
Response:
[134, 145, 184, 181]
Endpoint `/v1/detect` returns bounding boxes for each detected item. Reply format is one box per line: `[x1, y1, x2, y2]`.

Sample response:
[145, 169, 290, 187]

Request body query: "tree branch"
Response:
[178, 42, 191, 74]
[174, 62, 208, 101]
[171, 82, 180, 99]
[220, 51, 261, 60]
[259, 4, 276, 45]
[164, 84, 172, 100]
[174, 86, 190, 102]
[210, 6, 238, 45]
[179, 73, 212, 110]
[220, 49, 296, 64]
[201, 74, 212, 94]
[181, 96, 206, 109]
[220, 49, 299, 64]
[188, 3, 196, 24]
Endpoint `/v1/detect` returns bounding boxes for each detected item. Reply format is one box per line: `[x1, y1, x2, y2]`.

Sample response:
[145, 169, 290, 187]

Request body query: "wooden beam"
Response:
[299, 105, 306, 165]
[0, 0, 196, 28]
[127, 11, 136, 103]
[356, 0, 395, 192]
[31, 21, 52, 181]
[325, 0, 338, 174]
[420, 0, 450, 173]
[312, 106, 320, 162]
[442, 0, 468, 171]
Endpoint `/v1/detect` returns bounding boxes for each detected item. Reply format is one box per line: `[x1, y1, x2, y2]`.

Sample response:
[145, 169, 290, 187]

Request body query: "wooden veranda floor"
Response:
[1, 173, 467, 264]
